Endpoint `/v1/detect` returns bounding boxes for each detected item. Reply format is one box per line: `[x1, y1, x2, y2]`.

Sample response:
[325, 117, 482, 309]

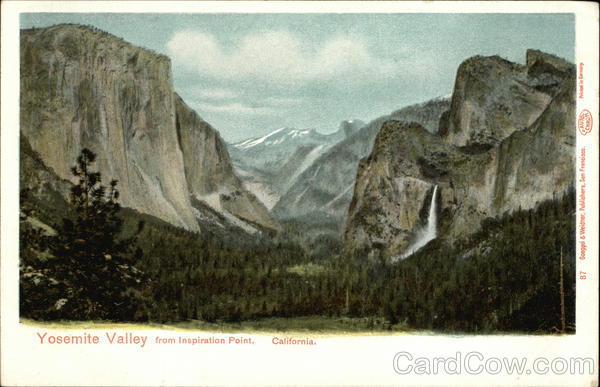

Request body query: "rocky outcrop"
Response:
[20, 24, 278, 233]
[438, 50, 573, 149]
[391, 97, 451, 135]
[175, 95, 280, 231]
[273, 97, 450, 232]
[344, 51, 575, 259]
[20, 135, 71, 213]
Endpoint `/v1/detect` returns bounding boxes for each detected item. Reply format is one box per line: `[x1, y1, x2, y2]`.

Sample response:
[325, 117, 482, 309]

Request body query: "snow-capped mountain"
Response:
[228, 124, 362, 210]
[272, 96, 451, 236]
[234, 128, 321, 150]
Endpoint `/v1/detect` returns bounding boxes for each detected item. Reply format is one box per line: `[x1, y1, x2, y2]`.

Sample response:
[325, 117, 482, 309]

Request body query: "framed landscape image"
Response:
[1, 1, 598, 386]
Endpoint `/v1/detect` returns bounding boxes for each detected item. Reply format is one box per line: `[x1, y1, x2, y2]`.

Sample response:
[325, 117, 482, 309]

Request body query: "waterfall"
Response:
[396, 185, 438, 261]
[423, 185, 438, 243]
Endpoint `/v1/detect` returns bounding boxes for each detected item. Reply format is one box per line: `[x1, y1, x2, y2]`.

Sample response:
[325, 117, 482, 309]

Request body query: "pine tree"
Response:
[49, 149, 144, 320]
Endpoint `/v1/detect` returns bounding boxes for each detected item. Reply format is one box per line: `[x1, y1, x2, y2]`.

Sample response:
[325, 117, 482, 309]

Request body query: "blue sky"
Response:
[21, 13, 574, 142]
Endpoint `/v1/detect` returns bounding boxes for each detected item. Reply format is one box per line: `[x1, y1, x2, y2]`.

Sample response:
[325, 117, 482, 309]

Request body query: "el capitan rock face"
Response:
[344, 51, 575, 259]
[20, 24, 277, 233]
[20, 25, 199, 231]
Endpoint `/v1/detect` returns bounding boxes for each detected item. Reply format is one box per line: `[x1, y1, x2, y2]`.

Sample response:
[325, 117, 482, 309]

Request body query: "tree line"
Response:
[20, 149, 576, 333]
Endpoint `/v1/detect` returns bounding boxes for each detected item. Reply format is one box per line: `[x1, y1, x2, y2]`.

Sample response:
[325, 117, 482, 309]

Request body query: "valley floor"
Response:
[21, 317, 570, 336]
[21, 316, 416, 335]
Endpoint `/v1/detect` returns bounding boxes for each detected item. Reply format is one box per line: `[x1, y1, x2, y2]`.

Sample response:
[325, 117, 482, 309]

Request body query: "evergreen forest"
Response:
[20, 149, 576, 333]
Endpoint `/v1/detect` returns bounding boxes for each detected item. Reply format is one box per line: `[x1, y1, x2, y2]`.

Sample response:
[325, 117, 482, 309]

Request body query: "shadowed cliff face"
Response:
[344, 51, 575, 259]
[20, 24, 278, 233]
[175, 94, 240, 195]
[175, 95, 280, 232]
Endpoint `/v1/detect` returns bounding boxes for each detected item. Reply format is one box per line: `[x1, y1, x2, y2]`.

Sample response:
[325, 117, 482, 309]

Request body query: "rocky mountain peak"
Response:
[438, 52, 565, 149]
[526, 49, 575, 76]
[233, 127, 327, 150]
[344, 50, 575, 259]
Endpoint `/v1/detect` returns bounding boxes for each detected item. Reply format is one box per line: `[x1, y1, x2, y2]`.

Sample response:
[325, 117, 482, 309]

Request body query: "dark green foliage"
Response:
[20, 147, 576, 332]
[20, 149, 145, 321]
[369, 188, 577, 333]
[133, 219, 325, 323]
[124, 190, 575, 332]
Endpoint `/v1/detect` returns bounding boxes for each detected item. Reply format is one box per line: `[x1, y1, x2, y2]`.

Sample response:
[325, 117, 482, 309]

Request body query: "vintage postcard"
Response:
[1, 1, 598, 386]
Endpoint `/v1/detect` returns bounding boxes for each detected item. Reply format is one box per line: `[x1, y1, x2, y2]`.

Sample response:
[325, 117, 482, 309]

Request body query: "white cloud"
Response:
[195, 88, 239, 99]
[166, 30, 399, 82]
[192, 101, 276, 116]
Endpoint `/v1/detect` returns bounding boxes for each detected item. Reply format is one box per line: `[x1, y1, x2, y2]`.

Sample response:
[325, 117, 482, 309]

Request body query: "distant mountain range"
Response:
[228, 121, 363, 211]
[271, 97, 450, 236]
[229, 97, 452, 239]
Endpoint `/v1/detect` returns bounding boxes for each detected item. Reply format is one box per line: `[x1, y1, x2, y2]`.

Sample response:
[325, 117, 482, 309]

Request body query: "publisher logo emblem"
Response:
[578, 109, 592, 136]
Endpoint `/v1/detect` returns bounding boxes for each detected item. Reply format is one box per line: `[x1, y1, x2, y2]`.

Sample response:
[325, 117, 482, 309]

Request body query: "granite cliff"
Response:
[20, 24, 277, 233]
[344, 50, 575, 259]
[174, 95, 280, 232]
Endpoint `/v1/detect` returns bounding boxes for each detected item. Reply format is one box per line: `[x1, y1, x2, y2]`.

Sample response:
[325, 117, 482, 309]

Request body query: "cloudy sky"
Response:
[21, 13, 574, 142]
